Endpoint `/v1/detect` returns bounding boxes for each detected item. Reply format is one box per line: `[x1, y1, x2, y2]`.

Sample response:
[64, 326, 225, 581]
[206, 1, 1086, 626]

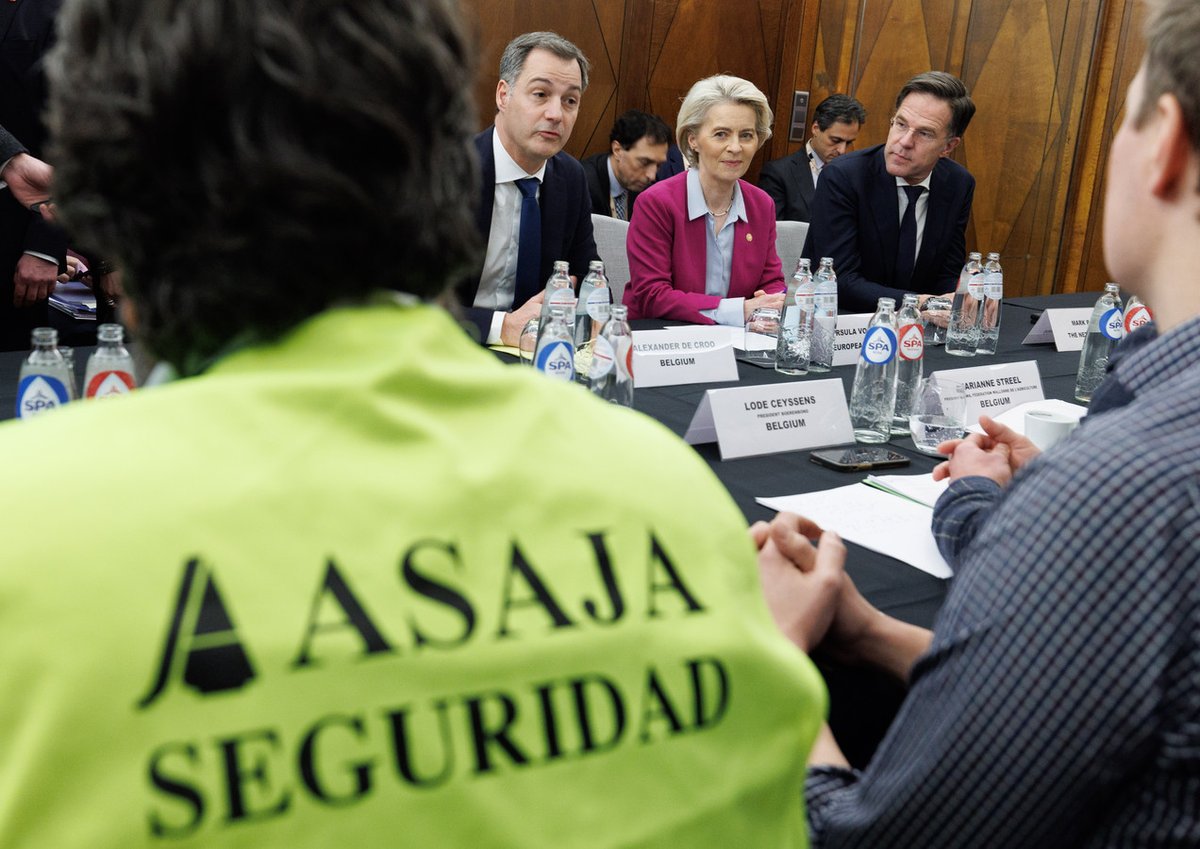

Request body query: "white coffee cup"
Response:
[1025, 409, 1078, 450]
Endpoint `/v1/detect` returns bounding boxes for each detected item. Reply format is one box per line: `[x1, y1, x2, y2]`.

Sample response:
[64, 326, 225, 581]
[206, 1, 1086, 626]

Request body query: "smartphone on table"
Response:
[809, 445, 911, 472]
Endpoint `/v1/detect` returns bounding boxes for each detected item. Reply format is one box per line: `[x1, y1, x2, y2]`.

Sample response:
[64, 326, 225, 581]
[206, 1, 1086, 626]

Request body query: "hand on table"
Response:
[917, 293, 951, 327]
[932, 414, 1040, 487]
[920, 306, 950, 328]
[751, 512, 846, 653]
[744, 290, 785, 320]
[500, 291, 545, 347]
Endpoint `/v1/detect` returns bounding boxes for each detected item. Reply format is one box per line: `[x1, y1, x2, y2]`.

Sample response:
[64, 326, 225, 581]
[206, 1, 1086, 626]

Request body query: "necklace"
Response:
[706, 199, 733, 217]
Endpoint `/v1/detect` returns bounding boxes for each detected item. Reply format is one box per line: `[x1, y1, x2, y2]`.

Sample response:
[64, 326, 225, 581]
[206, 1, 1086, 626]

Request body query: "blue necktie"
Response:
[514, 178, 541, 303]
[895, 185, 925, 286]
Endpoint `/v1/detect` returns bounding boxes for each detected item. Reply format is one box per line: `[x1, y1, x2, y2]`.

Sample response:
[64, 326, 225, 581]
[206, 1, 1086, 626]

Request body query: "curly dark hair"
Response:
[45, 0, 481, 374]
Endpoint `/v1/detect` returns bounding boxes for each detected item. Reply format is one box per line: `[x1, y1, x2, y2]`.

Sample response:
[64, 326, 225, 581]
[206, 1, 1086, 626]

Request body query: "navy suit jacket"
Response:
[802, 144, 974, 313]
[456, 127, 597, 341]
[758, 149, 816, 223]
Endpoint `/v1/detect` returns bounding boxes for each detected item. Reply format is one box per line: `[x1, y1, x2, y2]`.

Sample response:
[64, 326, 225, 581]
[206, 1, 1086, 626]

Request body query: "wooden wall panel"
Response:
[638, 0, 789, 180]
[958, 0, 1107, 296]
[1059, 0, 1147, 295]
[768, 0, 820, 155]
[461, 0, 797, 171]
[801, 0, 1123, 298]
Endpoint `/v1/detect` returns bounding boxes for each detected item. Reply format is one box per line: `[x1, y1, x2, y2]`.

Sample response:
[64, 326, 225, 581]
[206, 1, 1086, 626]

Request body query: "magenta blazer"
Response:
[622, 172, 785, 322]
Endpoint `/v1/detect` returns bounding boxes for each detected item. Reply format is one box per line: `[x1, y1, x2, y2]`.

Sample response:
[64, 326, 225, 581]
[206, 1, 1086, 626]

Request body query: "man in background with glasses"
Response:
[802, 72, 975, 313]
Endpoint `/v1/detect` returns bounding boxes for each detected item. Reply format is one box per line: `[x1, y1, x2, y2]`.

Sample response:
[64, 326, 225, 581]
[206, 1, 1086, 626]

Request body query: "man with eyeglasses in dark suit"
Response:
[802, 72, 975, 314]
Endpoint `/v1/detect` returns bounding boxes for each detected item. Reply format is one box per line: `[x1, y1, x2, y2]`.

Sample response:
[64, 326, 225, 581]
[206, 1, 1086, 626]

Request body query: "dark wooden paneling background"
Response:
[460, 0, 1146, 298]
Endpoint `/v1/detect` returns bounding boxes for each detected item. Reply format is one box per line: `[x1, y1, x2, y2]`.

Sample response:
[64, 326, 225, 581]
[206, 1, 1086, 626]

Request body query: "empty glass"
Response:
[518, 318, 539, 364]
[909, 377, 966, 455]
[775, 303, 810, 376]
[744, 307, 780, 366]
[922, 296, 952, 346]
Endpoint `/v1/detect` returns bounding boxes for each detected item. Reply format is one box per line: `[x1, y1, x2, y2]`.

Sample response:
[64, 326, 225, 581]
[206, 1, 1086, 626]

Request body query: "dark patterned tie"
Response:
[514, 177, 541, 302]
[895, 185, 925, 286]
[614, 191, 628, 221]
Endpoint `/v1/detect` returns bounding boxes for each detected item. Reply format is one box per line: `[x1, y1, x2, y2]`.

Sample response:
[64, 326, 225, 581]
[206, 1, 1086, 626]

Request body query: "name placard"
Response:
[931, 360, 1044, 426]
[683, 379, 853, 460]
[832, 313, 872, 366]
[1022, 308, 1092, 351]
[632, 327, 739, 388]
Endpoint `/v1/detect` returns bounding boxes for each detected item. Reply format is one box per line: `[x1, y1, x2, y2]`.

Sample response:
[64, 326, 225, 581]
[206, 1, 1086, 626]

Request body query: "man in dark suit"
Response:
[759, 94, 866, 223]
[802, 72, 975, 314]
[0, 0, 67, 350]
[581, 110, 671, 221]
[456, 31, 597, 346]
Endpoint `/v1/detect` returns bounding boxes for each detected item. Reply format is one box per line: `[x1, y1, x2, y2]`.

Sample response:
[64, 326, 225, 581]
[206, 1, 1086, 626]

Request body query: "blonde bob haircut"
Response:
[676, 75, 774, 168]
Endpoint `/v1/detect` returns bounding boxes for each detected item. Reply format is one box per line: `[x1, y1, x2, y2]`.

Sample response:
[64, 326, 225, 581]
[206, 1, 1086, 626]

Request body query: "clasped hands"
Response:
[751, 417, 1041, 665]
[751, 512, 879, 658]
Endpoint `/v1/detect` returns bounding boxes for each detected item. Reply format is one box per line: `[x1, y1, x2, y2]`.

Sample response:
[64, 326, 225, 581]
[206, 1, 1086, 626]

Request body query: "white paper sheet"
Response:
[864, 472, 949, 508]
[968, 398, 1087, 435]
[757, 484, 952, 579]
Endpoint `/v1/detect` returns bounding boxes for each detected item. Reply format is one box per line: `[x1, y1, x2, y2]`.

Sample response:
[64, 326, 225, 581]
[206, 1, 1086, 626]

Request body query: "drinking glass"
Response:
[775, 304, 810, 375]
[909, 378, 966, 455]
[922, 296, 952, 346]
[518, 318, 539, 365]
[744, 307, 780, 366]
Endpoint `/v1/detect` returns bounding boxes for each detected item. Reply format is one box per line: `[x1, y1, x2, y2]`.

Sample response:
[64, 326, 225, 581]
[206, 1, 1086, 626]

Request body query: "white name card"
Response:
[931, 360, 1044, 426]
[832, 314, 872, 367]
[632, 326, 739, 388]
[683, 379, 853, 460]
[1022, 308, 1092, 351]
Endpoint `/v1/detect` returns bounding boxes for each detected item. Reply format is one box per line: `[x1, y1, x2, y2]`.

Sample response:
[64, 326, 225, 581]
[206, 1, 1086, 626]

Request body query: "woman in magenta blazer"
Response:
[623, 75, 786, 324]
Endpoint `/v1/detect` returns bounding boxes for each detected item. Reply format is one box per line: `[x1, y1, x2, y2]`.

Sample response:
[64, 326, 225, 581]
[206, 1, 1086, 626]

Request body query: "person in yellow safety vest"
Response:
[0, 0, 846, 846]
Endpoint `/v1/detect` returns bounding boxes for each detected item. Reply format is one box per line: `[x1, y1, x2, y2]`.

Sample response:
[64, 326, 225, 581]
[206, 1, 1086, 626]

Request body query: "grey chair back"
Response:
[591, 213, 631, 304]
[774, 219, 810, 280]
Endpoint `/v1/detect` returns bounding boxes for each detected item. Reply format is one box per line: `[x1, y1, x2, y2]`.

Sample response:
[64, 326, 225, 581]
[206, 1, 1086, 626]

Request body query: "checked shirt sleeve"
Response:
[804, 447, 1200, 849]
[931, 475, 1002, 568]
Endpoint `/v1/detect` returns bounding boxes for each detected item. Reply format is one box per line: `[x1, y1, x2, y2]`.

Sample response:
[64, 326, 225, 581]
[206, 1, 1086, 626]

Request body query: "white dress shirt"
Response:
[476, 130, 546, 343]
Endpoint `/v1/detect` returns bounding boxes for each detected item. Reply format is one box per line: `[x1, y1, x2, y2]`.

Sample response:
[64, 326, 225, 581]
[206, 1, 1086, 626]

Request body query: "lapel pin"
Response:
[746, 233, 753, 242]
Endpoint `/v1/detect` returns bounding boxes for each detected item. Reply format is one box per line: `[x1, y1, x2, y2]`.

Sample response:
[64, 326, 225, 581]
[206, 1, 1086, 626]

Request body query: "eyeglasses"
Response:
[889, 117, 946, 146]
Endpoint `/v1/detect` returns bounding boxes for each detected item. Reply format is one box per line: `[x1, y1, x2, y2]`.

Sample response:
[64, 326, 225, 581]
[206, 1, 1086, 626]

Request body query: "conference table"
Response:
[631, 291, 1097, 625]
[0, 291, 1101, 764]
[0, 293, 1098, 624]
[629, 290, 1100, 762]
